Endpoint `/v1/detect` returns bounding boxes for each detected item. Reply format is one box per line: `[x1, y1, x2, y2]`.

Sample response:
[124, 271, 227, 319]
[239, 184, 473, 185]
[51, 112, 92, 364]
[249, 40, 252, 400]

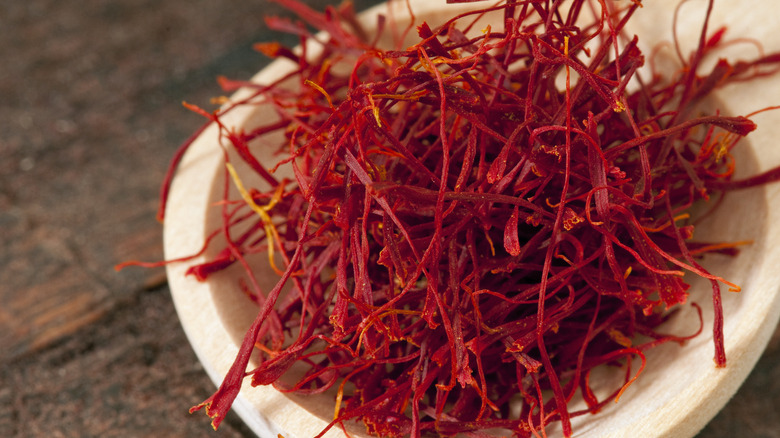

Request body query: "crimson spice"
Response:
[148, 0, 780, 436]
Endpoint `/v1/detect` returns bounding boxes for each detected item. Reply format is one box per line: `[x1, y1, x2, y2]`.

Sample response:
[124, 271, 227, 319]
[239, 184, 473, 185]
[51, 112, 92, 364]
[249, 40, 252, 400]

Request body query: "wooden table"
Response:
[2, 1, 778, 436]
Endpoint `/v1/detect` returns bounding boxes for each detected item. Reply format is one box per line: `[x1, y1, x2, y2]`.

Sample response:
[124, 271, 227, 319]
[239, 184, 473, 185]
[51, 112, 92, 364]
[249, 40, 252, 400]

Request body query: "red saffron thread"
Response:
[131, 0, 780, 436]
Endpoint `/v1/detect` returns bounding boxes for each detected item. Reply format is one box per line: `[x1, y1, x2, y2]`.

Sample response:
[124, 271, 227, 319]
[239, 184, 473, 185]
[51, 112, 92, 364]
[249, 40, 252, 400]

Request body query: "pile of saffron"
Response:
[155, 0, 780, 436]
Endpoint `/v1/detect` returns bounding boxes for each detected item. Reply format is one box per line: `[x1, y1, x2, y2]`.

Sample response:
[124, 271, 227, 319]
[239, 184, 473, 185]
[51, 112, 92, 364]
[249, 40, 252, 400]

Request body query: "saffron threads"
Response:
[157, 0, 780, 436]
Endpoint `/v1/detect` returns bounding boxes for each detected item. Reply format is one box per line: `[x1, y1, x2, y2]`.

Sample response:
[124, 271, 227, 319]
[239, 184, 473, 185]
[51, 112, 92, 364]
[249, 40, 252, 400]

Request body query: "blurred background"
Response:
[1, 0, 778, 437]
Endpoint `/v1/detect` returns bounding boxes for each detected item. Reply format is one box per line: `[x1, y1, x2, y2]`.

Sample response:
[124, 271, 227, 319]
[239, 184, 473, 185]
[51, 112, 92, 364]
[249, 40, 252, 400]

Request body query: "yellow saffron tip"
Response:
[305, 79, 334, 108]
[225, 162, 284, 274]
[210, 96, 230, 105]
[368, 93, 382, 126]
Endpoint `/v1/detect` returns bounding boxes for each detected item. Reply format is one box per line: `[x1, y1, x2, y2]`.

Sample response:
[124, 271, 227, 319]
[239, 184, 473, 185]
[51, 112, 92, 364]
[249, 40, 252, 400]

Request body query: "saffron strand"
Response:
[151, 1, 780, 436]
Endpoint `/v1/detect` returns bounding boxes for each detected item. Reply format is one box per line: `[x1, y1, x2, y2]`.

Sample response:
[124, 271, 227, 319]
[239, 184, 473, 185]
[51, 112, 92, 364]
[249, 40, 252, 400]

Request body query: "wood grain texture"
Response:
[1, 0, 778, 436]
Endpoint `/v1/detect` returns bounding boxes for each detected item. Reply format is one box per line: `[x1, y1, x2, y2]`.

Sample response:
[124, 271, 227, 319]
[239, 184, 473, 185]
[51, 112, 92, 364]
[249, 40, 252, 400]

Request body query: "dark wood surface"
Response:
[2, 1, 778, 437]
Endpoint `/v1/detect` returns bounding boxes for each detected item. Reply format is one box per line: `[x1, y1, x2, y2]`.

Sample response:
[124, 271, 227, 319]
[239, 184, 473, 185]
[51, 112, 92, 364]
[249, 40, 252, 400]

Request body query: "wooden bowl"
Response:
[163, 1, 780, 436]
